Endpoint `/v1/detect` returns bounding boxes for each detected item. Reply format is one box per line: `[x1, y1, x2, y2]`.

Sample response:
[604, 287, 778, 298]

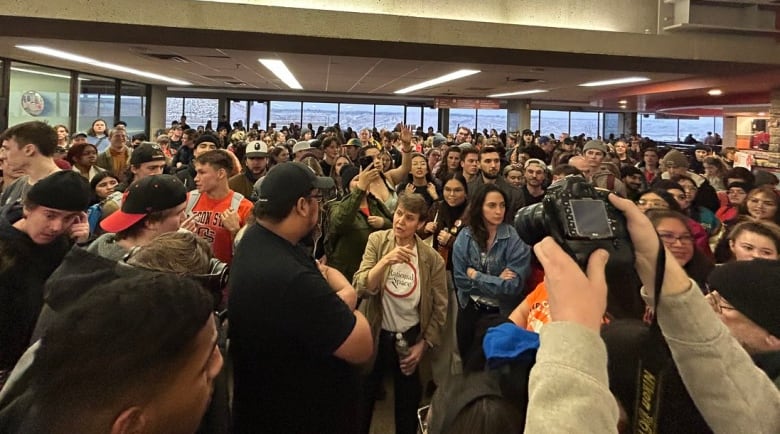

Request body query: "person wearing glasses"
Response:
[646, 209, 714, 289]
[654, 180, 714, 259]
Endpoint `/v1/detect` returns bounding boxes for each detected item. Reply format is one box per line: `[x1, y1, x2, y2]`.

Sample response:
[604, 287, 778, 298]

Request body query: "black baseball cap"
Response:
[130, 142, 167, 166]
[256, 162, 334, 217]
[27, 171, 91, 212]
[100, 175, 187, 233]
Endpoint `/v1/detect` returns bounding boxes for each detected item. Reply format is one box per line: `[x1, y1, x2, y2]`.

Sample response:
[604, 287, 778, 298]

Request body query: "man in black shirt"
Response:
[521, 158, 547, 207]
[229, 162, 373, 434]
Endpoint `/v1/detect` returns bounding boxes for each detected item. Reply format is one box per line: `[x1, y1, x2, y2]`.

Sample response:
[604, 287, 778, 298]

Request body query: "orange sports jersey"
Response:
[524, 283, 550, 333]
[189, 191, 253, 263]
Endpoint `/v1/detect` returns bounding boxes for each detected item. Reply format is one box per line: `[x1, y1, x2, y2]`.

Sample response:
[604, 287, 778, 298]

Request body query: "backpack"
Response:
[185, 190, 245, 216]
[86, 202, 103, 235]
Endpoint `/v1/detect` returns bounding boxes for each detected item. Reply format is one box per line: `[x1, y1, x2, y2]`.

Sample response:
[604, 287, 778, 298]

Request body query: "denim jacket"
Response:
[452, 223, 531, 315]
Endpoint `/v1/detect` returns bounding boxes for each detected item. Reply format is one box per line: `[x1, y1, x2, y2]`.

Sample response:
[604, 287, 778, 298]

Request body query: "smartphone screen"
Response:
[359, 156, 374, 170]
[570, 199, 613, 239]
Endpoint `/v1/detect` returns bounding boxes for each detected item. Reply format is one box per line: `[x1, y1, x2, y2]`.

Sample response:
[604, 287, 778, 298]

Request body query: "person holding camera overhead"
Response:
[452, 184, 531, 363]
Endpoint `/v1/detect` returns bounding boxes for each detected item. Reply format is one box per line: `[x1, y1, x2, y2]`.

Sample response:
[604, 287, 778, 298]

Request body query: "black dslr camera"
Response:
[514, 175, 634, 269]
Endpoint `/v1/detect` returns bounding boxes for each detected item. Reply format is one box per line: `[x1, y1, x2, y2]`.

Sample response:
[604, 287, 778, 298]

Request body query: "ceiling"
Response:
[1, 35, 778, 116]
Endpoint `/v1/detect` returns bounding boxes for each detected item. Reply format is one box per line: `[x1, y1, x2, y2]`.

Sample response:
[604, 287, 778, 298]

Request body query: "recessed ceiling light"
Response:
[15, 45, 192, 85]
[394, 69, 480, 94]
[758, 112, 766, 116]
[258, 59, 302, 90]
[487, 89, 548, 98]
[618, 99, 628, 104]
[578, 77, 650, 87]
[708, 89, 723, 96]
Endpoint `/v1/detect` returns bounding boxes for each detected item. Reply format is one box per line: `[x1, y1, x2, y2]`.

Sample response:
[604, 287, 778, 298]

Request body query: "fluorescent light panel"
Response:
[578, 76, 650, 87]
[258, 59, 302, 90]
[15, 45, 192, 85]
[10, 67, 89, 81]
[487, 89, 547, 98]
[394, 69, 480, 94]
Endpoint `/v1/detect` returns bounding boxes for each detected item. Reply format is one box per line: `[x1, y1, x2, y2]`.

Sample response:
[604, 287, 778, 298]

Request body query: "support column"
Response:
[769, 89, 780, 153]
[723, 116, 737, 149]
[506, 100, 531, 133]
[625, 112, 638, 136]
[148, 85, 167, 136]
[439, 108, 450, 135]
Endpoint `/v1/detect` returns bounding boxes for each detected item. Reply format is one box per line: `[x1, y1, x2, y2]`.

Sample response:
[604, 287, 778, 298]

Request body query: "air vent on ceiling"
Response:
[144, 53, 190, 63]
[224, 81, 248, 86]
[508, 78, 541, 83]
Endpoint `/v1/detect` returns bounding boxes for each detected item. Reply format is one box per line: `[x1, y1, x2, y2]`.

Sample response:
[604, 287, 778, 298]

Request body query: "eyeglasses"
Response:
[704, 290, 736, 315]
[657, 231, 694, 245]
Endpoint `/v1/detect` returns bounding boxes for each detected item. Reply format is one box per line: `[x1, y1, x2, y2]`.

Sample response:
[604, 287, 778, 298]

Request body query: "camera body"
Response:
[514, 175, 634, 269]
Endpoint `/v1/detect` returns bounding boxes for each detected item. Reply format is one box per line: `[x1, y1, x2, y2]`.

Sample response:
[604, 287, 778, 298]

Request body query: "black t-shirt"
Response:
[228, 224, 359, 434]
[521, 186, 545, 207]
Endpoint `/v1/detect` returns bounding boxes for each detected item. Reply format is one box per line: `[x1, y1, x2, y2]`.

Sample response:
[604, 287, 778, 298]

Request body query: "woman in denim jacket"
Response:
[452, 184, 532, 361]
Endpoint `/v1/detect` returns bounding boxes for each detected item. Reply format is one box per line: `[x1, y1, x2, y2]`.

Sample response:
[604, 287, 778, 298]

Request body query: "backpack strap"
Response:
[185, 190, 202, 216]
[229, 191, 245, 211]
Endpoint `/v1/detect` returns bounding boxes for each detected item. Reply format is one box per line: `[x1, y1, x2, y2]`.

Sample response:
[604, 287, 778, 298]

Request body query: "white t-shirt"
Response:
[381, 244, 421, 333]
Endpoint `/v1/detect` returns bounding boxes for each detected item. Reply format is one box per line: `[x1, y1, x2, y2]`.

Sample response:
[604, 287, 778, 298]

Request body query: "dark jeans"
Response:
[358, 324, 422, 434]
[456, 299, 502, 372]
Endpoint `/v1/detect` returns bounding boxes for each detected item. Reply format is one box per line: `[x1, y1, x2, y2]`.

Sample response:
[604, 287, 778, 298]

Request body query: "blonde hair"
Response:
[127, 231, 212, 274]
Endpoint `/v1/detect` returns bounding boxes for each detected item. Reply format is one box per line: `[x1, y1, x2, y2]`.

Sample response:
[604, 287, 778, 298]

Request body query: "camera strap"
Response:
[632, 239, 672, 434]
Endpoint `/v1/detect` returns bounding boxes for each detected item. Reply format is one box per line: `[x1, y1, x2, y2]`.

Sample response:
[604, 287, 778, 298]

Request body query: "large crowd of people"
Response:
[0, 118, 777, 433]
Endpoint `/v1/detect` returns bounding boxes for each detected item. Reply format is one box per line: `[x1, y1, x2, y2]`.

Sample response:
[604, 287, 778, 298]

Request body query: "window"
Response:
[339, 103, 374, 130]
[448, 109, 476, 135]
[8, 62, 71, 128]
[476, 109, 507, 134]
[78, 74, 116, 132]
[405, 106, 422, 128]
[302, 102, 338, 129]
[229, 99, 248, 128]
[679, 117, 720, 143]
[569, 111, 599, 139]
[529, 109, 540, 133]
[375, 104, 404, 130]
[602, 113, 622, 139]
[539, 110, 569, 137]
[423, 107, 438, 132]
[714, 117, 723, 136]
[249, 101, 268, 130]
[183, 98, 218, 129]
[639, 115, 679, 142]
[120, 81, 147, 135]
[269, 101, 302, 128]
[166, 97, 184, 127]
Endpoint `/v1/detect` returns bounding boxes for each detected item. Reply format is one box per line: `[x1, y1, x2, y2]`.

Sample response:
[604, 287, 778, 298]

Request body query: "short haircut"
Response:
[397, 192, 428, 219]
[28, 273, 213, 432]
[195, 149, 234, 173]
[446, 147, 462, 157]
[108, 127, 127, 139]
[183, 128, 198, 138]
[643, 147, 658, 156]
[127, 231, 212, 275]
[321, 136, 339, 149]
[461, 147, 479, 160]
[479, 146, 499, 161]
[457, 126, 472, 135]
[1, 121, 57, 156]
[552, 164, 581, 178]
[725, 167, 755, 185]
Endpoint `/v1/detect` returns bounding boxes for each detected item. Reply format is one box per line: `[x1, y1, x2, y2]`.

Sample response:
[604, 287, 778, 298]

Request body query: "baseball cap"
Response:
[71, 132, 88, 139]
[292, 140, 312, 154]
[27, 171, 91, 212]
[345, 138, 362, 147]
[432, 133, 447, 147]
[583, 140, 607, 154]
[100, 175, 187, 233]
[256, 162, 335, 217]
[538, 136, 551, 145]
[662, 150, 689, 169]
[524, 158, 548, 171]
[245, 140, 269, 158]
[195, 135, 218, 146]
[130, 142, 167, 166]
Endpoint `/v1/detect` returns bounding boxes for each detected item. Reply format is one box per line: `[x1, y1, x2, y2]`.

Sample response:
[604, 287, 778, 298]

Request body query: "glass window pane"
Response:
[375, 104, 405, 130]
[448, 109, 476, 135]
[8, 62, 71, 129]
[405, 106, 422, 128]
[166, 97, 184, 127]
[679, 117, 718, 143]
[339, 103, 374, 130]
[714, 117, 723, 135]
[78, 74, 115, 133]
[120, 81, 146, 136]
[423, 107, 438, 133]
[639, 115, 678, 142]
[539, 110, 569, 137]
[603, 113, 622, 140]
[569, 111, 599, 139]
[476, 109, 507, 135]
[530, 109, 540, 133]
[249, 101, 268, 130]
[302, 102, 338, 130]
[183, 98, 218, 130]
[269, 101, 302, 129]
[229, 100, 247, 129]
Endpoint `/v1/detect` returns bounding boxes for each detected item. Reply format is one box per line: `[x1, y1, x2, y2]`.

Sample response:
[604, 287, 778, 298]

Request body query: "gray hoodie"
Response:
[85, 233, 128, 262]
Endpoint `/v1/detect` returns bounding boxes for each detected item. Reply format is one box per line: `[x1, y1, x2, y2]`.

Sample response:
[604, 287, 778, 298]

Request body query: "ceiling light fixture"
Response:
[578, 77, 650, 87]
[487, 89, 548, 98]
[708, 89, 723, 96]
[758, 112, 766, 116]
[10, 67, 89, 81]
[15, 45, 192, 85]
[394, 69, 480, 94]
[258, 59, 302, 90]
[618, 99, 628, 104]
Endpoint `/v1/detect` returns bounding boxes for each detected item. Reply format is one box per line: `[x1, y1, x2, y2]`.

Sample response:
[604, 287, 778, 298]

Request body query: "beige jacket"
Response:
[353, 230, 448, 353]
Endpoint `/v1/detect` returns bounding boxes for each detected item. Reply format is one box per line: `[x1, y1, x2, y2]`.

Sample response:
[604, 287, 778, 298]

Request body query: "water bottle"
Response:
[395, 333, 410, 360]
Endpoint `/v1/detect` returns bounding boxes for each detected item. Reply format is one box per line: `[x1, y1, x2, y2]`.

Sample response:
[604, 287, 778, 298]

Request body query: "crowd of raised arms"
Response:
[0, 117, 777, 434]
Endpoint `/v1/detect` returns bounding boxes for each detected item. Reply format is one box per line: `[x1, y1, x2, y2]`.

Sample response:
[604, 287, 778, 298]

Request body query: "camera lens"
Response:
[513, 202, 549, 246]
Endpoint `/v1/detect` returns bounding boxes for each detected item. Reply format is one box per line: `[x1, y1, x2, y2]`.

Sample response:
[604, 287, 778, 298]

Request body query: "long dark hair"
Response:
[439, 173, 469, 228]
[465, 184, 507, 251]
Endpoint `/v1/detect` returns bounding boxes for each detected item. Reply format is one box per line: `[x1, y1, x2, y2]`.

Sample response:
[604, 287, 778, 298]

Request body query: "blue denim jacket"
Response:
[452, 223, 531, 315]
